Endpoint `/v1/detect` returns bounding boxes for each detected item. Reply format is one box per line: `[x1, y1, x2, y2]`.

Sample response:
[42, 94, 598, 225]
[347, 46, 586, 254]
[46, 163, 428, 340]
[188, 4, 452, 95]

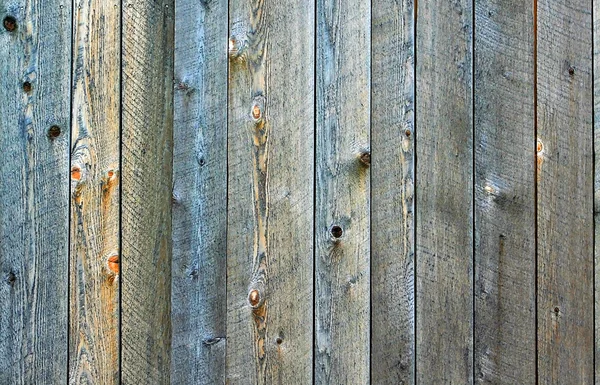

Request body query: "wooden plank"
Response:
[171, 0, 227, 383]
[537, 0, 593, 383]
[68, 0, 120, 382]
[595, 0, 600, 380]
[473, 1, 536, 384]
[370, 0, 414, 383]
[415, 0, 473, 383]
[315, 0, 370, 382]
[225, 0, 314, 382]
[0, 2, 71, 384]
[121, 1, 174, 383]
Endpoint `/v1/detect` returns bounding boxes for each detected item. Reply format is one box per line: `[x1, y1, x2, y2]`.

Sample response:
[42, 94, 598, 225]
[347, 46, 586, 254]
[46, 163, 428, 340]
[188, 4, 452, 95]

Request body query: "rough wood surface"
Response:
[473, 0, 536, 383]
[415, 0, 473, 383]
[595, 0, 600, 380]
[171, 0, 227, 383]
[537, 0, 594, 383]
[371, 0, 414, 382]
[315, 0, 370, 382]
[121, 1, 174, 383]
[225, 0, 314, 383]
[68, 0, 120, 382]
[0, 1, 71, 384]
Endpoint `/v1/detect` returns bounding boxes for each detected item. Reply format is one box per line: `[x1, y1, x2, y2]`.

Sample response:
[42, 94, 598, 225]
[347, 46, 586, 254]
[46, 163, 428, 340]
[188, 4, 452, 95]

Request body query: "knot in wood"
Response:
[3, 16, 17, 32]
[248, 289, 261, 307]
[358, 150, 370, 166]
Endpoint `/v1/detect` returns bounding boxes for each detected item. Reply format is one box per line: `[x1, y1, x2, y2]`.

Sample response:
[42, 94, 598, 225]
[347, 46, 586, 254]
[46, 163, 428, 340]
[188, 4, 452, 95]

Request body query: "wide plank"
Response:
[68, 0, 120, 382]
[415, 0, 474, 383]
[121, 1, 174, 383]
[171, 0, 228, 383]
[537, 0, 593, 383]
[0, 2, 71, 384]
[473, 0, 536, 383]
[371, 0, 414, 383]
[225, 0, 315, 383]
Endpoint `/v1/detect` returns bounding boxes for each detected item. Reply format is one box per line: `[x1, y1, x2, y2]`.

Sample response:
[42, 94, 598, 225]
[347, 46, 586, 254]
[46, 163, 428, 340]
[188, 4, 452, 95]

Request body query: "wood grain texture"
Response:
[315, 0, 370, 382]
[595, 0, 600, 381]
[226, 0, 314, 382]
[0, 1, 71, 384]
[473, 0, 536, 383]
[537, 0, 593, 383]
[171, 0, 227, 383]
[371, 0, 414, 383]
[122, 0, 174, 383]
[415, 0, 473, 383]
[68, 0, 120, 382]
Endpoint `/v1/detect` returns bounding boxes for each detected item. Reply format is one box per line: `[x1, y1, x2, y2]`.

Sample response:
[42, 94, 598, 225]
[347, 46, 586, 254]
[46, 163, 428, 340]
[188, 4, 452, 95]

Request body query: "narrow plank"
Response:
[473, 0, 536, 383]
[415, 0, 474, 383]
[121, 0, 174, 383]
[225, 0, 315, 382]
[315, 0, 370, 382]
[371, 0, 414, 382]
[0, 2, 71, 384]
[68, 0, 120, 382]
[537, 0, 593, 383]
[171, 0, 227, 382]
[595, 0, 600, 380]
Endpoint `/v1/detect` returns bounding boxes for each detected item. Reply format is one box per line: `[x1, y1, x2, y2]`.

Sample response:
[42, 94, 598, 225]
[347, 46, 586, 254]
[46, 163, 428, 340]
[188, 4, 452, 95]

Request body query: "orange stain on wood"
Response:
[107, 255, 119, 274]
[71, 167, 81, 181]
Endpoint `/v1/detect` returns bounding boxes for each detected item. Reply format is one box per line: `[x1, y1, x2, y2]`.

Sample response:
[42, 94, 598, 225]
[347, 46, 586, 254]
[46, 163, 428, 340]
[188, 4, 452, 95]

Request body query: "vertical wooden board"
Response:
[122, 0, 174, 383]
[473, 0, 536, 383]
[371, 0, 414, 383]
[171, 0, 227, 383]
[315, 0, 370, 382]
[68, 0, 120, 382]
[0, 1, 71, 384]
[226, 0, 314, 382]
[415, 0, 473, 383]
[537, 0, 593, 383]
[595, 0, 600, 381]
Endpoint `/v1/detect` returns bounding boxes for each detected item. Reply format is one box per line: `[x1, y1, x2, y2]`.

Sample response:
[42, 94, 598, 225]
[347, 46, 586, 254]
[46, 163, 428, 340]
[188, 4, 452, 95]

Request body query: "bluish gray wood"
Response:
[371, 0, 414, 382]
[68, 0, 120, 382]
[171, 0, 227, 382]
[416, 0, 473, 383]
[226, 0, 314, 383]
[474, 0, 536, 383]
[315, 0, 370, 382]
[0, 1, 71, 383]
[122, 1, 174, 383]
[537, 0, 593, 382]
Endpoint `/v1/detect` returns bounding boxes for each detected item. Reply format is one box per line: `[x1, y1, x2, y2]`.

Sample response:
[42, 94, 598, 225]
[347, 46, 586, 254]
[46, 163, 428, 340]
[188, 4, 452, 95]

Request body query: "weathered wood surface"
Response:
[416, 0, 473, 383]
[171, 0, 227, 383]
[68, 0, 120, 382]
[537, 0, 594, 383]
[595, 0, 600, 380]
[371, 0, 414, 383]
[474, 0, 536, 383]
[315, 0, 370, 382]
[0, 2, 71, 384]
[225, 0, 314, 383]
[122, 0, 174, 383]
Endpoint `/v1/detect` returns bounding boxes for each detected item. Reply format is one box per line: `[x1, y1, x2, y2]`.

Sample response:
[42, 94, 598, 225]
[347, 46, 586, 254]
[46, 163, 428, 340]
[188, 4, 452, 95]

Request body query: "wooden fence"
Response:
[0, 0, 597, 383]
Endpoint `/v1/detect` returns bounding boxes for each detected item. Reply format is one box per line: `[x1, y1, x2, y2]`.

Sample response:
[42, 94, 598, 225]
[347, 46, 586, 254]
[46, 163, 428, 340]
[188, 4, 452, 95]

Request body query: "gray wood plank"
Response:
[315, 0, 370, 382]
[473, 0, 536, 383]
[171, 0, 227, 383]
[121, 1, 174, 383]
[68, 0, 120, 382]
[415, 0, 473, 383]
[371, 0, 414, 383]
[0, 2, 71, 384]
[225, 0, 315, 383]
[595, 0, 600, 381]
[537, 0, 593, 383]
